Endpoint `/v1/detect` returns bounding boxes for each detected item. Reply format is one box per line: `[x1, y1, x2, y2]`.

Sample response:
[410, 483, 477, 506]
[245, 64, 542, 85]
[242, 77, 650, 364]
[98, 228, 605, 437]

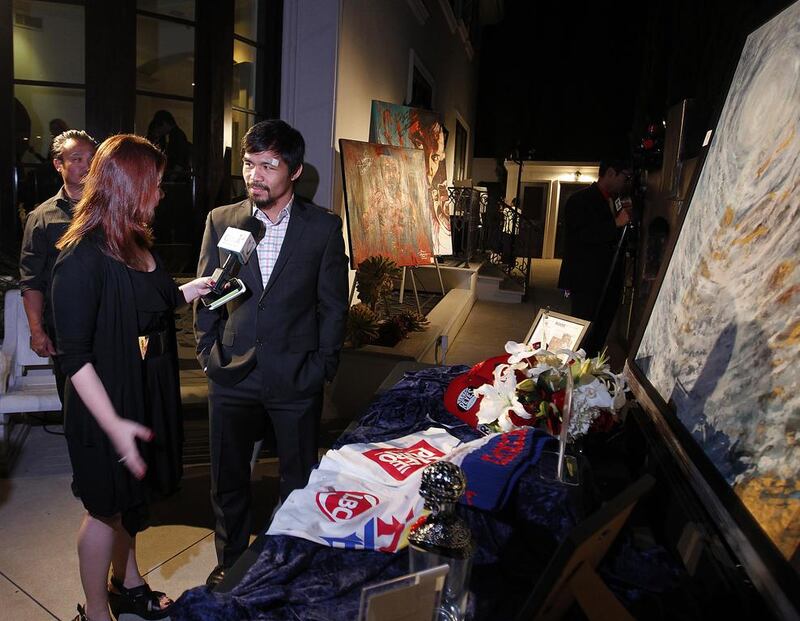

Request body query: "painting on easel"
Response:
[369, 101, 452, 256]
[633, 0, 800, 569]
[340, 139, 435, 268]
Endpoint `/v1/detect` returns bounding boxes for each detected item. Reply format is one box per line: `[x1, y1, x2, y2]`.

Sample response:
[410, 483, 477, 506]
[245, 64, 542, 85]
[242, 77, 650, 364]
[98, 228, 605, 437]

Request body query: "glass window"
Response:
[136, 14, 195, 98]
[13, 0, 85, 84]
[231, 109, 256, 175]
[135, 94, 193, 142]
[137, 0, 194, 21]
[14, 84, 86, 163]
[230, 0, 266, 191]
[234, 0, 259, 41]
[233, 40, 257, 111]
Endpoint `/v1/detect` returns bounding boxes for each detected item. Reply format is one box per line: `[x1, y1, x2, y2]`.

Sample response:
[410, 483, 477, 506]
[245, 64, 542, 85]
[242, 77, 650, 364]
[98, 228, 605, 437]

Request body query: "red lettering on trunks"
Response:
[363, 440, 445, 481]
[479, 429, 527, 466]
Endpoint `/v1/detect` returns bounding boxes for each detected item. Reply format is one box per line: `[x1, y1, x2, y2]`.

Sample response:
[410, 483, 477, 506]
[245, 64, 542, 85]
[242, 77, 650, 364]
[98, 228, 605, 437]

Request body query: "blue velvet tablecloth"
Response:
[171, 366, 678, 620]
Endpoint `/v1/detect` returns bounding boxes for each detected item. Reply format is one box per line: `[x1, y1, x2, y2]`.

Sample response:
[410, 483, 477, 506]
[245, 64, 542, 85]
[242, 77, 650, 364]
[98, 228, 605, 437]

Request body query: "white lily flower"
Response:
[555, 348, 583, 364]
[525, 362, 555, 380]
[496, 411, 518, 432]
[504, 340, 538, 364]
[574, 378, 613, 409]
[474, 366, 530, 427]
[611, 375, 628, 410]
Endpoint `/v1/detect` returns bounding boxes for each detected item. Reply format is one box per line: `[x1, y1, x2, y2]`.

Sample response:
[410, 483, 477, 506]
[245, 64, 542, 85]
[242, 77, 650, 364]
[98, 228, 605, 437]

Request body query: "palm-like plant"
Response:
[346, 255, 432, 348]
[345, 303, 381, 348]
[355, 255, 400, 315]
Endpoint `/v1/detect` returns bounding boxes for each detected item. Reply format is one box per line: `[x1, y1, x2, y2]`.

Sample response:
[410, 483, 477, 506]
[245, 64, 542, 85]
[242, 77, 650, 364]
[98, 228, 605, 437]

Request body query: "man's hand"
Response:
[22, 290, 56, 357]
[30, 328, 57, 357]
[614, 207, 632, 227]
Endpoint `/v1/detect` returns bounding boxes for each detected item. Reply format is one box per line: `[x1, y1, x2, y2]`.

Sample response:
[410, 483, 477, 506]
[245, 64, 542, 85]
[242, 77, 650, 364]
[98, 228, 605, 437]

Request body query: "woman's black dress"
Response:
[127, 265, 184, 500]
[54, 241, 184, 536]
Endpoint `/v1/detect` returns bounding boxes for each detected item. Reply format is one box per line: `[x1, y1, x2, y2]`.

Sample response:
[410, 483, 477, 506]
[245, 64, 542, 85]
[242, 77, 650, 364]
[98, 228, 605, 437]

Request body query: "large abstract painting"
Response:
[369, 101, 453, 256]
[635, 1, 800, 563]
[340, 139, 435, 268]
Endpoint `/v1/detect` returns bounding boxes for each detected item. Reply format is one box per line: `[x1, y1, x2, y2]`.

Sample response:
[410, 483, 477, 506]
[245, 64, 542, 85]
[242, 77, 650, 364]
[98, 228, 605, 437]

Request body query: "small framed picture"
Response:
[358, 564, 448, 621]
[524, 309, 590, 353]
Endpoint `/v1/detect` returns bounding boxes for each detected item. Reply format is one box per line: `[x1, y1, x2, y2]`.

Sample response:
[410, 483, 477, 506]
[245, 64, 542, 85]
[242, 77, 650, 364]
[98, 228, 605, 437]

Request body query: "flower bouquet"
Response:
[443, 340, 628, 441]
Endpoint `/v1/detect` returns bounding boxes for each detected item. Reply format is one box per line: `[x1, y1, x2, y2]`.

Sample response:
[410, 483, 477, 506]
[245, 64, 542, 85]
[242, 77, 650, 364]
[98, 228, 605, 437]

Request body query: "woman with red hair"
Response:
[52, 134, 212, 621]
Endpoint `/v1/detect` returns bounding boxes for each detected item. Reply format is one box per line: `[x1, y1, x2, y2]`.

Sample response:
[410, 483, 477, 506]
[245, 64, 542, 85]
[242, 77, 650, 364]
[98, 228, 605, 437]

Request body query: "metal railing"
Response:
[446, 187, 535, 299]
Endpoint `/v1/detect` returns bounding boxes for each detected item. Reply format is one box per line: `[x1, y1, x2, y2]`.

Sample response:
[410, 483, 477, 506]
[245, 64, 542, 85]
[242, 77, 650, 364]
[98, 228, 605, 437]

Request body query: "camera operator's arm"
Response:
[564, 195, 619, 247]
[614, 206, 632, 227]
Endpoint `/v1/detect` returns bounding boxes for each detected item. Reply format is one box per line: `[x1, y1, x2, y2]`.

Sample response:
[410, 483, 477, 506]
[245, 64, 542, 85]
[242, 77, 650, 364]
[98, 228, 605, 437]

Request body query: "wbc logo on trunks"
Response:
[363, 440, 445, 481]
[316, 490, 380, 522]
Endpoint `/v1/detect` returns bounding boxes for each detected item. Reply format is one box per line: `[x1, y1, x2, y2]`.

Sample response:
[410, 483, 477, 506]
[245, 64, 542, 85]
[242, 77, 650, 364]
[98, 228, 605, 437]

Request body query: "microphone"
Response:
[244, 215, 266, 243]
[209, 224, 258, 295]
[202, 221, 261, 310]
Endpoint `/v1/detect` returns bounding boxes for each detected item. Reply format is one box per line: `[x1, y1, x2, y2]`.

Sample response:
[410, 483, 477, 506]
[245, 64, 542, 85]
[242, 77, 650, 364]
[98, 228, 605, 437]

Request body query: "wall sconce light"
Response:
[574, 170, 582, 181]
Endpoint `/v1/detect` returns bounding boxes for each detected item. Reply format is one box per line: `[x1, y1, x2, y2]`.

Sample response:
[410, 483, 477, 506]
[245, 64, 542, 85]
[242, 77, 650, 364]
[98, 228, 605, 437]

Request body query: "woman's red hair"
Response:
[57, 134, 166, 270]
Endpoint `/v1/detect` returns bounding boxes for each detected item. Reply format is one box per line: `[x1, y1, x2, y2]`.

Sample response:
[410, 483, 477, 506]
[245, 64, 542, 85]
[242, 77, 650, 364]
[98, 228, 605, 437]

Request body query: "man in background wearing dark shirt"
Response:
[557, 158, 632, 357]
[19, 129, 97, 406]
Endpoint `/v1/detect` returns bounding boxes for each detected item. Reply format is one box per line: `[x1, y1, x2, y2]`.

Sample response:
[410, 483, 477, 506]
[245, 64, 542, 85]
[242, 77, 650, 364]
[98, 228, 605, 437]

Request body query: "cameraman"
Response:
[557, 158, 633, 356]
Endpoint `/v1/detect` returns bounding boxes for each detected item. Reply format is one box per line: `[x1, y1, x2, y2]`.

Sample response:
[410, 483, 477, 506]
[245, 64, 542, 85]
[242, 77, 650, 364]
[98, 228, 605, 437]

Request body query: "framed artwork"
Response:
[357, 564, 448, 621]
[629, 1, 800, 615]
[339, 139, 435, 268]
[369, 100, 452, 256]
[524, 309, 590, 354]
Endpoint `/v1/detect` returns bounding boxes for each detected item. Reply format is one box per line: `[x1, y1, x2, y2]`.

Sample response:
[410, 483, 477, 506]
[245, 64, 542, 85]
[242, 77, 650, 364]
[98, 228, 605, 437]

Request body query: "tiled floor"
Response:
[0, 286, 583, 620]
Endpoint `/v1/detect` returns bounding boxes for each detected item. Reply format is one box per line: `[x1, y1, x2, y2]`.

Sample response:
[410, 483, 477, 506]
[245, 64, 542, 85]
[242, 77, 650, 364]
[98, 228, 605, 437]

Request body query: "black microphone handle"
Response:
[210, 252, 240, 294]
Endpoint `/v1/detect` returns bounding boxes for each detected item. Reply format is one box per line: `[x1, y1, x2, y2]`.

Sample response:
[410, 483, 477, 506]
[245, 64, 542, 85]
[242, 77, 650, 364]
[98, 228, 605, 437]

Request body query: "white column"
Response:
[281, 0, 341, 210]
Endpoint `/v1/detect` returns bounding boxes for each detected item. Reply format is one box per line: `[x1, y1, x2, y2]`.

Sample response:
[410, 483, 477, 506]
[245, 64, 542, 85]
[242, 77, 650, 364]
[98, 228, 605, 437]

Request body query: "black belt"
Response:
[137, 329, 170, 360]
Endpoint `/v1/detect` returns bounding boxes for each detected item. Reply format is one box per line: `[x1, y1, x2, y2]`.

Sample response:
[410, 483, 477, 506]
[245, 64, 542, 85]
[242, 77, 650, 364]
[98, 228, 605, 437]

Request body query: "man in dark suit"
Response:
[557, 159, 632, 356]
[194, 120, 349, 586]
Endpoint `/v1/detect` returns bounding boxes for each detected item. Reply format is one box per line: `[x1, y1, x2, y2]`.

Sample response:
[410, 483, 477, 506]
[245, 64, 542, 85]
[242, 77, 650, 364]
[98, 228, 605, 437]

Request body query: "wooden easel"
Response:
[516, 474, 656, 621]
[398, 257, 446, 314]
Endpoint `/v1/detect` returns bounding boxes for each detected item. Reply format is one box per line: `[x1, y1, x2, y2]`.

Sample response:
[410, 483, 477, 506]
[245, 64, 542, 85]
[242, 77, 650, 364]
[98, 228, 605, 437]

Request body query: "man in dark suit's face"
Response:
[242, 149, 303, 215]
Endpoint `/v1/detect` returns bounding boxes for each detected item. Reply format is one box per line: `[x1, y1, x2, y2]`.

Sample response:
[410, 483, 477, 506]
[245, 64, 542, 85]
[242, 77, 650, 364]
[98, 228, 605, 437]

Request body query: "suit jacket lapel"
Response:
[233, 200, 263, 292]
[260, 200, 308, 300]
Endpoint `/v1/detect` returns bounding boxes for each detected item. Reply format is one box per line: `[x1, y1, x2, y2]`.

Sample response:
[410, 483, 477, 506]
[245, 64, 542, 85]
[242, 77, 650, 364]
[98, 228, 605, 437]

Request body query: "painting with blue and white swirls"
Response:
[635, 1, 799, 561]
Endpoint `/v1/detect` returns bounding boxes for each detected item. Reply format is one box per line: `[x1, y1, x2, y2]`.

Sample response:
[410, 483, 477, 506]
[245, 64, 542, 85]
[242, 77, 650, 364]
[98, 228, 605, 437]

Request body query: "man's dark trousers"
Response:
[208, 366, 322, 567]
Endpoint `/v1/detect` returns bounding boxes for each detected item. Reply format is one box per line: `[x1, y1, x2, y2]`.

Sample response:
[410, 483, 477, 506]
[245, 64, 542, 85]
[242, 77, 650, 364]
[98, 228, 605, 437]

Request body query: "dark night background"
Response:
[474, 0, 794, 164]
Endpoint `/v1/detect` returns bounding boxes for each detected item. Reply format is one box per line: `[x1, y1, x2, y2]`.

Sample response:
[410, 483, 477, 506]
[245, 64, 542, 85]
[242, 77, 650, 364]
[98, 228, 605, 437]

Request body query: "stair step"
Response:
[476, 279, 524, 303]
[498, 278, 524, 292]
[476, 262, 506, 280]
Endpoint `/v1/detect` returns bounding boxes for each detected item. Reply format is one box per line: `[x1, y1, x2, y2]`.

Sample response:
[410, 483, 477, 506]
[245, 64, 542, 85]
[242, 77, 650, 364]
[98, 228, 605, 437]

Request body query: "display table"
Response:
[171, 365, 677, 620]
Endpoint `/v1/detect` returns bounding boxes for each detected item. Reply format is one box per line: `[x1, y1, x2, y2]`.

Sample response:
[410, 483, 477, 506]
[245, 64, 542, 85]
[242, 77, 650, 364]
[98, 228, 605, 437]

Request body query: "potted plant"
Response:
[344, 256, 430, 348]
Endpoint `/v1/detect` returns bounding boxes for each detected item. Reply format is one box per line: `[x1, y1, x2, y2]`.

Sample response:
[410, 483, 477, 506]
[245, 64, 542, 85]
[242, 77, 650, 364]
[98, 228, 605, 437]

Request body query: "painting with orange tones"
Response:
[369, 101, 452, 256]
[339, 139, 434, 268]
[634, 1, 800, 577]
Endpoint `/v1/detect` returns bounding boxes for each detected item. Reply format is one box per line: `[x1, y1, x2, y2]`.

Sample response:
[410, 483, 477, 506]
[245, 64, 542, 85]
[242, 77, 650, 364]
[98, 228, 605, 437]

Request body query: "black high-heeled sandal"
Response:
[71, 604, 89, 621]
[108, 576, 173, 621]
